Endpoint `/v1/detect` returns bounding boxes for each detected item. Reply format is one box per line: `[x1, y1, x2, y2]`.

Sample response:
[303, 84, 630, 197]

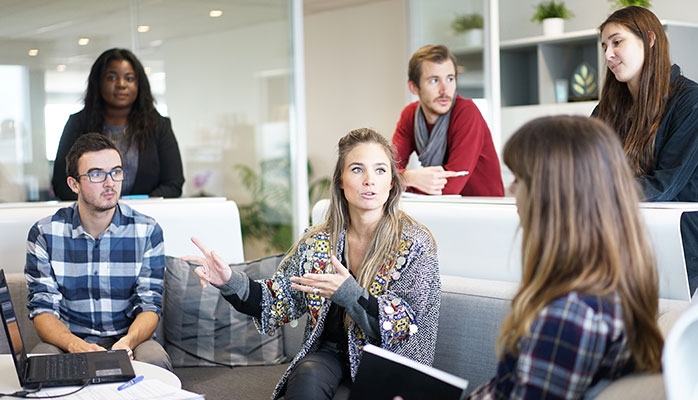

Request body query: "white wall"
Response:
[162, 20, 291, 201]
[304, 0, 408, 179]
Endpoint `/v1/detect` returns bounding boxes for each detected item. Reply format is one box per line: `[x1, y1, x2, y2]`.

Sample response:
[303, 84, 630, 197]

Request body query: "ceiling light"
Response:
[28, 49, 39, 56]
[144, 67, 152, 75]
[209, 10, 223, 17]
[57, 64, 66, 72]
[78, 38, 89, 46]
[137, 25, 150, 33]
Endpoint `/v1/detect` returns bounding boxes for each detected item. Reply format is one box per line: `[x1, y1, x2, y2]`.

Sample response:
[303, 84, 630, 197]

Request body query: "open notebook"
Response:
[349, 344, 468, 400]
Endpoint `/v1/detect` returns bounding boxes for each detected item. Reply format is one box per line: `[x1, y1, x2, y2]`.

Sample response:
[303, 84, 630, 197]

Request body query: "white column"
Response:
[290, 0, 310, 241]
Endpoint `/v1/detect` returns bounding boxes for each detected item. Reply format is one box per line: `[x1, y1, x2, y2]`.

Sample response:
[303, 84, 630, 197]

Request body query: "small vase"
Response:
[542, 18, 564, 36]
[463, 28, 483, 47]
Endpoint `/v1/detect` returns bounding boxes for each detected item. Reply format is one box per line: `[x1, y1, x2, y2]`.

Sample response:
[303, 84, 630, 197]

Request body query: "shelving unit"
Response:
[497, 21, 698, 151]
[499, 28, 602, 107]
[452, 44, 485, 99]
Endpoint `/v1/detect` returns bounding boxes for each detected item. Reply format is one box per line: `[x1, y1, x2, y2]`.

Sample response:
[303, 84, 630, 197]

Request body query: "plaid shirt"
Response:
[468, 291, 633, 400]
[25, 202, 164, 340]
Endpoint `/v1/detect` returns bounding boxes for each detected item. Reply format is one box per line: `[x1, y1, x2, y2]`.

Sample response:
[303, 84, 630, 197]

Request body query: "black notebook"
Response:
[349, 344, 468, 400]
[0, 269, 135, 389]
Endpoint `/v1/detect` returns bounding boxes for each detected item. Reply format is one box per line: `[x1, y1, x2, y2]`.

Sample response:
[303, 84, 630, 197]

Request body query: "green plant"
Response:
[609, 0, 651, 8]
[451, 13, 484, 34]
[531, 1, 574, 23]
[235, 158, 330, 253]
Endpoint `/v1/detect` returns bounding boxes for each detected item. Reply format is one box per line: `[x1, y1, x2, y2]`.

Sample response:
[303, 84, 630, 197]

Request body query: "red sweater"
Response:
[392, 96, 504, 196]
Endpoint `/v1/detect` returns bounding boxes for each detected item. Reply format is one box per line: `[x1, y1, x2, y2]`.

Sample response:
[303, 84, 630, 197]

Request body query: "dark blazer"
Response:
[52, 110, 185, 200]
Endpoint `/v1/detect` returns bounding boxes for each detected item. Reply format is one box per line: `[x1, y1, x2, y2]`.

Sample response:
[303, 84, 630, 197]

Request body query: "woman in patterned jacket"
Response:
[183, 127, 441, 400]
[468, 116, 664, 399]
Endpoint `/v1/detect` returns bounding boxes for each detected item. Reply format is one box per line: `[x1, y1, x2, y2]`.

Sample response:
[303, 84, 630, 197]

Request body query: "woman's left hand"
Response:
[290, 255, 351, 298]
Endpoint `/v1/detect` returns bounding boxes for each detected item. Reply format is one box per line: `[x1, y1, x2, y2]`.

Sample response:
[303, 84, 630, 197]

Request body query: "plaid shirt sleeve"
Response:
[129, 221, 165, 318]
[25, 222, 63, 317]
[468, 292, 622, 400]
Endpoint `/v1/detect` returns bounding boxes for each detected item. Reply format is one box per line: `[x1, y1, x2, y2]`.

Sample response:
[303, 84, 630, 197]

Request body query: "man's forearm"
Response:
[33, 313, 98, 353]
[119, 311, 159, 349]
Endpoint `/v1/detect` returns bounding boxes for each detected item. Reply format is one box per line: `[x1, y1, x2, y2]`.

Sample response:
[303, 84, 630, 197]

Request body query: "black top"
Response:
[52, 110, 185, 200]
[594, 65, 698, 293]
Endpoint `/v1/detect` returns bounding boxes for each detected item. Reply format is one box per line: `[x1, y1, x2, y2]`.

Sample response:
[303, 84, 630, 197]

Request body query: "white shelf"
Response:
[500, 28, 598, 49]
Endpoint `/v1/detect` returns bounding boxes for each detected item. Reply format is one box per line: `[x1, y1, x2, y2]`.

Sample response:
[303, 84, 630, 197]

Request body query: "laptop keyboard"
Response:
[44, 354, 89, 380]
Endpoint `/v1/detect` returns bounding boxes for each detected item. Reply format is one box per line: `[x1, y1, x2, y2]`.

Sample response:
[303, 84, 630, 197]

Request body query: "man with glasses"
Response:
[24, 133, 171, 370]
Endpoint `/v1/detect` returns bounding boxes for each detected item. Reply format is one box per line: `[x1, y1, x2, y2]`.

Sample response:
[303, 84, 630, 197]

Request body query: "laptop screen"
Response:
[0, 270, 30, 382]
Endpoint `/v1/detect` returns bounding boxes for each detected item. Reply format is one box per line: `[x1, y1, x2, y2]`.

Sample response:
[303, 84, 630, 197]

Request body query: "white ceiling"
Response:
[0, 0, 379, 70]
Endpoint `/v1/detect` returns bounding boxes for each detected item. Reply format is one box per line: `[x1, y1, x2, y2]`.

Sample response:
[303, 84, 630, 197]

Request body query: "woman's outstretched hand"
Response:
[180, 236, 232, 288]
[290, 255, 351, 298]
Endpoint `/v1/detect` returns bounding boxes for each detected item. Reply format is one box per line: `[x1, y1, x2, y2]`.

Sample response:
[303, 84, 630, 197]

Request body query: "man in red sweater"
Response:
[392, 44, 504, 196]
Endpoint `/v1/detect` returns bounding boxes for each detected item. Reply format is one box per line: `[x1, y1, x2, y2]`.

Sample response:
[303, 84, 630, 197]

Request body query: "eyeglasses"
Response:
[76, 169, 126, 183]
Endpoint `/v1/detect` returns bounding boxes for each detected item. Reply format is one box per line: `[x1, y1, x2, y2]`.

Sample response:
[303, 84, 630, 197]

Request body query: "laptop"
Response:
[0, 269, 135, 389]
[349, 344, 469, 400]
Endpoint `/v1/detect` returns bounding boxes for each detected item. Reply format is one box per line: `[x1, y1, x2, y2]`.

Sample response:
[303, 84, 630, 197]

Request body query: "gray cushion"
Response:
[164, 254, 286, 367]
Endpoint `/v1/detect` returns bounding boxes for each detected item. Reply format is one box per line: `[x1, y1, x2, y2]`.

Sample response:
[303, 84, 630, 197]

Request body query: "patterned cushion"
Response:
[164, 254, 286, 367]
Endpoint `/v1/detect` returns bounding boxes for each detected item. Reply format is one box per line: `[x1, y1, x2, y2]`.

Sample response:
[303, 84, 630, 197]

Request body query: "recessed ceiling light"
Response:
[209, 10, 223, 17]
[78, 38, 89, 46]
[28, 49, 39, 56]
[137, 25, 150, 33]
[57, 64, 67, 72]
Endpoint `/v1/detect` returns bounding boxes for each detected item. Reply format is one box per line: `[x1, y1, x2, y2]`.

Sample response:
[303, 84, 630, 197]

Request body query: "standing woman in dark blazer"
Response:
[52, 48, 184, 200]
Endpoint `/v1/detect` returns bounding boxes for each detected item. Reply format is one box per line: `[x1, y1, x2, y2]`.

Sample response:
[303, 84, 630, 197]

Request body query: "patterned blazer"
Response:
[253, 214, 441, 399]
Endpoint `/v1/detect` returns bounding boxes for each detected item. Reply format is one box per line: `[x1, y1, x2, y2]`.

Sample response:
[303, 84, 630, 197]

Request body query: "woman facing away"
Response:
[183, 128, 441, 400]
[52, 48, 184, 200]
[468, 116, 664, 399]
[593, 6, 698, 294]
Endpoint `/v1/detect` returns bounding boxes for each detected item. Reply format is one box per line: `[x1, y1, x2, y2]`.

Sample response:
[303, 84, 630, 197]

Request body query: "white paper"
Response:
[35, 379, 204, 399]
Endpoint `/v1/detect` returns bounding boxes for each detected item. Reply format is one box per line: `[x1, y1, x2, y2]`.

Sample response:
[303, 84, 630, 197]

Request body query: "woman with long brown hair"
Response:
[468, 116, 663, 399]
[593, 6, 698, 294]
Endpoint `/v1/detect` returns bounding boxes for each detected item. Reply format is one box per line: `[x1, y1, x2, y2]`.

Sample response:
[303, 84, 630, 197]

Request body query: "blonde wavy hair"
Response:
[285, 128, 409, 289]
[500, 116, 663, 372]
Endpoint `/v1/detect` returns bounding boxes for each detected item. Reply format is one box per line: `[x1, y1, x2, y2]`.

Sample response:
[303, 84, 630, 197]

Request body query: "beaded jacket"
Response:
[253, 214, 441, 399]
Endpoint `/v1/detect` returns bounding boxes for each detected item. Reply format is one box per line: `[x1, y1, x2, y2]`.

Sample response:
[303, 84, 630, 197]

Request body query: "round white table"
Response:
[0, 354, 180, 394]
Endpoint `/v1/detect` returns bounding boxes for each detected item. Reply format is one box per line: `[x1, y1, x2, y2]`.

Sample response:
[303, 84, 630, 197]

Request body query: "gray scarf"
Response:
[414, 98, 455, 167]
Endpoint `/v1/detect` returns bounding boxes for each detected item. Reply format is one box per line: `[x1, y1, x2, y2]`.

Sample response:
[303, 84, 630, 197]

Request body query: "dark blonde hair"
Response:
[596, 6, 671, 175]
[285, 128, 407, 288]
[500, 115, 663, 372]
[408, 44, 457, 89]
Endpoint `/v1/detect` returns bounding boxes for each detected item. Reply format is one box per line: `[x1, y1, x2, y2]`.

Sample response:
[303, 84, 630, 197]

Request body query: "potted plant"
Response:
[234, 158, 330, 255]
[609, 0, 651, 8]
[532, 1, 574, 36]
[451, 13, 484, 47]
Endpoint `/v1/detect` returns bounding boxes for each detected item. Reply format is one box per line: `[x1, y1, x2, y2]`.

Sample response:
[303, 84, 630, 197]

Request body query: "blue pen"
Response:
[117, 375, 144, 391]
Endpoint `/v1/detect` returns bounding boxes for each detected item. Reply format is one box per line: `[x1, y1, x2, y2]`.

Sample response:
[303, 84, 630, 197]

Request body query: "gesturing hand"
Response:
[180, 236, 232, 288]
[290, 256, 351, 298]
[403, 166, 466, 195]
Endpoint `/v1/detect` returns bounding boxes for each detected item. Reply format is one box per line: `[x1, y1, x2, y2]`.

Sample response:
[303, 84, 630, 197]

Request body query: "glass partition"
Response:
[0, 1, 304, 258]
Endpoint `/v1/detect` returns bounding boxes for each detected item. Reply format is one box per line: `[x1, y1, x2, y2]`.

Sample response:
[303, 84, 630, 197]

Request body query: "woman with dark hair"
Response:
[52, 48, 184, 200]
[593, 6, 698, 294]
[468, 116, 664, 399]
[183, 128, 441, 400]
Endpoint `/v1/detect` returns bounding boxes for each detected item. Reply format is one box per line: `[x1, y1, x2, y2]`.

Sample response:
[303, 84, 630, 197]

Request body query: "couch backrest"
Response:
[312, 198, 697, 300]
[434, 276, 517, 394]
[0, 197, 245, 275]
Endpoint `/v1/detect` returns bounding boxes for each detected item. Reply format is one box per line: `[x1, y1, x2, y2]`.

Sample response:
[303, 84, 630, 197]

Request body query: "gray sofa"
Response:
[1, 272, 686, 400]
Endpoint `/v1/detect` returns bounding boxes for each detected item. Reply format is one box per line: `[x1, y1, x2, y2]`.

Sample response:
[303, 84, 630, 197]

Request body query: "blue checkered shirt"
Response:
[468, 291, 634, 400]
[25, 202, 165, 340]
